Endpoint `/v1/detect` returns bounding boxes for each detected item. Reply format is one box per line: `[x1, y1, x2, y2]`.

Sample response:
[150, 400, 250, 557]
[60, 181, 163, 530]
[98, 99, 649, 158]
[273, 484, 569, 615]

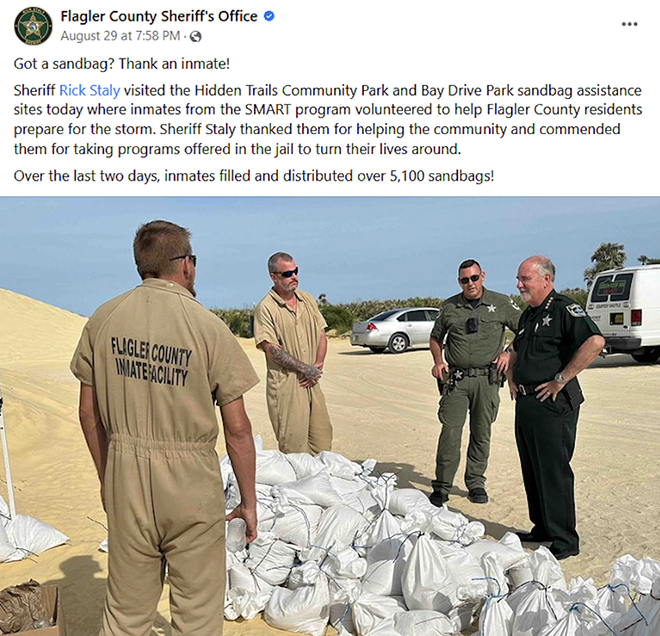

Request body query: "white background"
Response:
[4, 1, 658, 195]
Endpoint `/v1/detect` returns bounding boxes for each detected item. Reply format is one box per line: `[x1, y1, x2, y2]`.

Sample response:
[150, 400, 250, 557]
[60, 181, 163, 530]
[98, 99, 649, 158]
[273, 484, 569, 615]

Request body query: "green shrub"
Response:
[211, 309, 253, 338]
[320, 305, 355, 334]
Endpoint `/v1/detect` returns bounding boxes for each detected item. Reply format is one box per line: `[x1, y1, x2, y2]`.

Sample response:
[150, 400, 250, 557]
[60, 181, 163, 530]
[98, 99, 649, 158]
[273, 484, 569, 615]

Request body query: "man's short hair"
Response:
[534, 256, 556, 282]
[133, 220, 192, 279]
[268, 251, 294, 273]
[458, 259, 482, 273]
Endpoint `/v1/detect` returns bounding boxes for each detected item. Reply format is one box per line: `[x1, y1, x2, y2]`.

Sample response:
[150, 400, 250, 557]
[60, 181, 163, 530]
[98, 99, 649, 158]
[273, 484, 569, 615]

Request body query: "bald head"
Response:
[517, 255, 555, 307]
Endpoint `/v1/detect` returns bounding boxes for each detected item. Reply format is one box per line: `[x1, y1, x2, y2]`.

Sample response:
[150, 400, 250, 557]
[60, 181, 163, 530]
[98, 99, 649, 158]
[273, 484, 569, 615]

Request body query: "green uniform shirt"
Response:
[430, 287, 521, 369]
[512, 289, 602, 385]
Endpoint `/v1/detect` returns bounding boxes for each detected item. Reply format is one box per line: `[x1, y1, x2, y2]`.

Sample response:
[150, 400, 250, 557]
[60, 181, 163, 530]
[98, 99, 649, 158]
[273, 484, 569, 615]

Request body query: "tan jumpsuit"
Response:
[254, 288, 332, 454]
[71, 278, 259, 636]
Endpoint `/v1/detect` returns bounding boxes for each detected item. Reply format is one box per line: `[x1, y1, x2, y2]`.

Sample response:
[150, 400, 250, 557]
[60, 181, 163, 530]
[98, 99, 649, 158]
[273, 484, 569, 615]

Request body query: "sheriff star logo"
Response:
[15, 7, 52, 45]
[542, 315, 553, 327]
[487, 304, 496, 313]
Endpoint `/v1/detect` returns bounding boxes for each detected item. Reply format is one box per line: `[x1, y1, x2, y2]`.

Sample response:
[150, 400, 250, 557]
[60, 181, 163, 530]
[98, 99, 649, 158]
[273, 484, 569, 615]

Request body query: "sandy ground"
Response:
[1, 287, 658, 635]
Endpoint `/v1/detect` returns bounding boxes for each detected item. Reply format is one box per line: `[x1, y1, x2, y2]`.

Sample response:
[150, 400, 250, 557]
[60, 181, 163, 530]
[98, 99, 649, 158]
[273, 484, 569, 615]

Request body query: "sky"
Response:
[0, 197, 658, 316]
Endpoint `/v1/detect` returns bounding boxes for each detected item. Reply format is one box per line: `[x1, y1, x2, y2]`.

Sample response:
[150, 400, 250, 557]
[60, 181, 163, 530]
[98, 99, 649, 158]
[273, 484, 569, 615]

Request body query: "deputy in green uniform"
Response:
[508, 255, 604, 560]
[429, 259, 521, 506]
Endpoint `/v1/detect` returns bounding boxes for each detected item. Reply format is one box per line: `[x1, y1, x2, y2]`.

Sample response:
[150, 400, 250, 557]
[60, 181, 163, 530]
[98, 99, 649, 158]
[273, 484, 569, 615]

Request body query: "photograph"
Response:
[1, 197, 659, 636]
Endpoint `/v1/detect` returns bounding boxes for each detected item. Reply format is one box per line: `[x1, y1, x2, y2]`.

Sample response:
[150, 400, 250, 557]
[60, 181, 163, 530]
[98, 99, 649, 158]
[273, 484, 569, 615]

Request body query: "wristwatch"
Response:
[554, 372, 567, 385]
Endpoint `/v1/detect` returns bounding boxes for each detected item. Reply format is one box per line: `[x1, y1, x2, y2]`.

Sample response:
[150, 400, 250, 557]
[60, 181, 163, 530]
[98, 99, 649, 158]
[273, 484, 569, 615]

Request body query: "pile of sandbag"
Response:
[222, 443, 660, 636]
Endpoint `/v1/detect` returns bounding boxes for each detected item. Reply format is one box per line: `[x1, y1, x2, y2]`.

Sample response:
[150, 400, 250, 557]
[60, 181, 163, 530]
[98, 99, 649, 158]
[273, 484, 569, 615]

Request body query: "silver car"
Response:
[350, 307, 440, 353]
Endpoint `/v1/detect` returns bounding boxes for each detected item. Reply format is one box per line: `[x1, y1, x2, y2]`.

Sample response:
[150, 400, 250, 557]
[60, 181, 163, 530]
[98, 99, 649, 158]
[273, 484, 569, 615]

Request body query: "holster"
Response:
[562, 377, 584, 411]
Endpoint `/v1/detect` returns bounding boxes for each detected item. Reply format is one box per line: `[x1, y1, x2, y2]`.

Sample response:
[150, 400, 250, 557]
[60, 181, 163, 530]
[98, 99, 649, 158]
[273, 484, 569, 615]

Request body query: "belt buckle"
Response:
[518, 384, 527, 396]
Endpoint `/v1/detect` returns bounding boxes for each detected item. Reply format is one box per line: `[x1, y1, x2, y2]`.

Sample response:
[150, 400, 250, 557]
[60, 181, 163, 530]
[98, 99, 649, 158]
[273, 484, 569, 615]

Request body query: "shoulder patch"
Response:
[509, 298, 521, 311]
[566, 303, 586, 318]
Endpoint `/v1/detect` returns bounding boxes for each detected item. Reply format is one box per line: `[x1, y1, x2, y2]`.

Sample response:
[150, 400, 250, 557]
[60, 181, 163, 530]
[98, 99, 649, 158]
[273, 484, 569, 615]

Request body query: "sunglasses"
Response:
[170, 254, 197, 267]
[459, 274, 481, 284]
[276, 267, 299, 278]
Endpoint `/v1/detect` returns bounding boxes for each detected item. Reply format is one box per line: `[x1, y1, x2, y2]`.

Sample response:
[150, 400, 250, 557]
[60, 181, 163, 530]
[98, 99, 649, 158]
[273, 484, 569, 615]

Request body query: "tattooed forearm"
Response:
[265, 344, 321, 381]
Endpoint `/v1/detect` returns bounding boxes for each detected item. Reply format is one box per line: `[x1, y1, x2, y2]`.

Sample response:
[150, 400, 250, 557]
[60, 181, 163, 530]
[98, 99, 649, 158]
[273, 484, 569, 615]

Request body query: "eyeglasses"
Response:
[170, 254, 197, 267]
[275, 267, 298, 278]
[459, 274, 481, 285]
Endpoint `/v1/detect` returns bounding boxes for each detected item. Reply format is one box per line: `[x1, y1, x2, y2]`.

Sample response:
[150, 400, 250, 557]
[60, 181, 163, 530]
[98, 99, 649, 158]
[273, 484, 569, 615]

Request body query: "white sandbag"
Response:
[287, 453, 326, 479]
[595, 582, 628, 615]
[508, 564, 534, 589]
[402, 507, 484, 545]
[629, 556, 660, 595]
[344, 488, 385, 521]
[355, 510, 403, 556]
[257, 500, 323, 549]
[537, 609, 583, 636]
[482, 552, 510, 599]
[323, 547, 367, 580]
[219, 452, 234, 486]
[264, 563, 330, 636]
[466, 533, 528, 572]
[226, 548, 248, 568]
[255, 450, 296, 485]
[226, 562, 275, 620]
[509, 581, 566, 636]
[538, 603, 620, 636]
[361, 533, 418, 596]
[226, 518, 247, 553]
[402, 534, 459, 615]
[543, 578, 619, 636]
[528, 546, 567, 590]
[387, 488, 431, 516]
[302, 505, 370, 563]
[330, 476, 369, 497]
[479, 595, 514, 636]
[244, 531, 299, 586]
[272, 470, 344, 508]
[0, 522, 16, 562]
[329, 579, 360, 635]
[368, 610, 460, 636]
[352, 593, 406, 636]
[6, 514, 69, 558]
[614, 572, 660, 636]
[317, 451, 367, 479]
[436, 542, 487, 596]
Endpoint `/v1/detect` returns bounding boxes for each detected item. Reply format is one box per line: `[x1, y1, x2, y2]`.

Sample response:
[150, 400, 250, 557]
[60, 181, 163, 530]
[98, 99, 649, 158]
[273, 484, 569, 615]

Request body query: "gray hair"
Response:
[532, 256, 556, 282]
[268, 251, 294, 273]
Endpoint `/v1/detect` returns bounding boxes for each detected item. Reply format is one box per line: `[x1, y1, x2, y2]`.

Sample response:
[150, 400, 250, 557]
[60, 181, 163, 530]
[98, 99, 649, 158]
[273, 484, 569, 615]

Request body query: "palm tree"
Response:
[584, 242, 626, 287]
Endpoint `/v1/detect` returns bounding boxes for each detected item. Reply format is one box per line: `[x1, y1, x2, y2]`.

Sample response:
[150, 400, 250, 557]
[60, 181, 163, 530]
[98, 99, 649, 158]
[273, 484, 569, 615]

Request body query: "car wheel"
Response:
[388, 333, 409, 354]
[368, 346, 386, 353]
[631, 347, 660, 363]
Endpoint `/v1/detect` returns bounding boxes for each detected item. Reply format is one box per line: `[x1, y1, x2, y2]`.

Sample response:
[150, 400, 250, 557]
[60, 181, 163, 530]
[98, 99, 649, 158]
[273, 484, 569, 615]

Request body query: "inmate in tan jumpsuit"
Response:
[254, 288, 332, 454]
[71, 278, 259, 636]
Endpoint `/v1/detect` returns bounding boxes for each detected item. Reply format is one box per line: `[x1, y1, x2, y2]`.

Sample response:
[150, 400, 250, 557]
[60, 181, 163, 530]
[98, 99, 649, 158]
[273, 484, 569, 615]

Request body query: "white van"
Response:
[587, 265, 660, 363]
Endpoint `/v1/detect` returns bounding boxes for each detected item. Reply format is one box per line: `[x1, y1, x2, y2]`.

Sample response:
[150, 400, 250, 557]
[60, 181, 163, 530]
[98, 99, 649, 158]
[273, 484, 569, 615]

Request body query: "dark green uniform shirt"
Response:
[512, 289, 602, 385]
[431, 287, 521, 369]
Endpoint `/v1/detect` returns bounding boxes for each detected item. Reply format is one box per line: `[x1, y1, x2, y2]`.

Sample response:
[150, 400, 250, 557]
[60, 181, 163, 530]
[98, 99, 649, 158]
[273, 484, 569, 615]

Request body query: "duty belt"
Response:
[517, 383, 539, 396]
[450, 367, 490, 380]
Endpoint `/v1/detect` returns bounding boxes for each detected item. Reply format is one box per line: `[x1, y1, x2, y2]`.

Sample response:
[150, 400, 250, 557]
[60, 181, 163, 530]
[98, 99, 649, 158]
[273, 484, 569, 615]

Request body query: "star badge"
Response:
[542, 315, 553, 327]
[454, 370, 464, 380]
[14, 8, 53, 45]
[487, 304, 496, 313]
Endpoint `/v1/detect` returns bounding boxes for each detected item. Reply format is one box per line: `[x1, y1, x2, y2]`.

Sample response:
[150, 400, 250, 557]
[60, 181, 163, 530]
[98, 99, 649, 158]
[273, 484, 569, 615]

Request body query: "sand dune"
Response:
[1, 287, 658, 635]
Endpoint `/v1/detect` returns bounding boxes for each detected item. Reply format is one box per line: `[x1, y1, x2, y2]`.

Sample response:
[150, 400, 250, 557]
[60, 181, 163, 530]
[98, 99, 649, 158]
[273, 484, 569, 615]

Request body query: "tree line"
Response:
[213, 243, 658, 337]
